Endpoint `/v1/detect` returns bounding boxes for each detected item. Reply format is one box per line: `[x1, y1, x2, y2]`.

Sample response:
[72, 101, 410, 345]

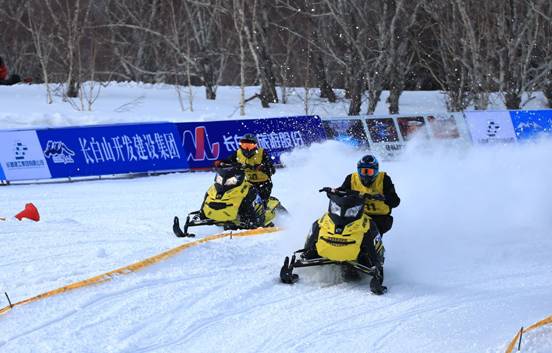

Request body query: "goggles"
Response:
[240, 141, 257, 151]
[359, 167, 376, 176]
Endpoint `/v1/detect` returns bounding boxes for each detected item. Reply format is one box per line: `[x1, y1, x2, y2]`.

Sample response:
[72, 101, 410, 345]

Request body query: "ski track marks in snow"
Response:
[1, 140, 552, 353]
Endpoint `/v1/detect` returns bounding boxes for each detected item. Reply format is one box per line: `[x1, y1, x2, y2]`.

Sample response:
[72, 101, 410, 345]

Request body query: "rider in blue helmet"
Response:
[335, 154, 400, 293]
[341, 154, 400, 234]
[357, 154, 380, 186]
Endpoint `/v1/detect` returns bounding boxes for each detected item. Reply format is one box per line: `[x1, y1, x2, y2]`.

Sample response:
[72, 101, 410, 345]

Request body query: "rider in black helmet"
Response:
[214, 133, 276, 205]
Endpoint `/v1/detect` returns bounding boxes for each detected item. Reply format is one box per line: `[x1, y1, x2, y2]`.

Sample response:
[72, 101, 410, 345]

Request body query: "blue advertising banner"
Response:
[176, 116, 326, 168]
[322, 119, 370, 148]
[36, 123, 187, 178]
[509, 110, 552, 141]
[0, 163, 5, 180]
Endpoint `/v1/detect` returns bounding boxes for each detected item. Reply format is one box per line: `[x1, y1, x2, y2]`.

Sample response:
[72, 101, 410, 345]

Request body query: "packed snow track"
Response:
[1, 141, 551, 353]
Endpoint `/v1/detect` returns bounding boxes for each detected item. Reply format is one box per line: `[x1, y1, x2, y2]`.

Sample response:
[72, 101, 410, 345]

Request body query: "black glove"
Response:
[319, 187, 334, 193]
[371, 194, 386, 201]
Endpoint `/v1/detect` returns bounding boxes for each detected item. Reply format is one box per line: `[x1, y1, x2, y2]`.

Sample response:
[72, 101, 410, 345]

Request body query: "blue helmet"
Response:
[357, 155, 379, 185]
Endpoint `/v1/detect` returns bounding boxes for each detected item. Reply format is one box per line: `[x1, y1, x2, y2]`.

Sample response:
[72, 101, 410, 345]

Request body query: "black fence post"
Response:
[517, 326, 524, 351]
[4, 292, 13, 308]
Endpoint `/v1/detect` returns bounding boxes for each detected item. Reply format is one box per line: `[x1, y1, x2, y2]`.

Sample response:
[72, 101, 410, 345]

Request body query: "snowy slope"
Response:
[0, 83, 549, 129]
[1, 139, 551, 353]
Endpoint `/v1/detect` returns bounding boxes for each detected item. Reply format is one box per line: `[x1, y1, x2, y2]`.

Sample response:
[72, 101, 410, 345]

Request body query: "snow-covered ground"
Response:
[1, 84, 551, 353]
[0, 83, 549, 129]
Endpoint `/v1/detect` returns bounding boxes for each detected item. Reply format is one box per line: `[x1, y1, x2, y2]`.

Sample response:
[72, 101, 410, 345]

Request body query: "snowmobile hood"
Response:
[202, 182, 251, 222]
[326, 192, 365, 227]
[315, 213, 371, 262]
[213, 166, 246, 195]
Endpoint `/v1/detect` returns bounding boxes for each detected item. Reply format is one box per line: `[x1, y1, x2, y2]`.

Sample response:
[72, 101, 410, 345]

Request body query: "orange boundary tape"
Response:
[0, 226, 280, 317]
[505, 315, 552, 353]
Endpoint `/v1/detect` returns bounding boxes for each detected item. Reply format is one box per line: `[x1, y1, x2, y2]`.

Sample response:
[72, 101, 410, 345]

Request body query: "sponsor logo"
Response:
[14, 141, 28, 160]
[475, 120, 515, 144]
[44, 140, 76, 164]
[516, 121, 542, 130]
[486, 121, 500, 137]
[182, 126, 220, 161]
[6, 141, 45, 169]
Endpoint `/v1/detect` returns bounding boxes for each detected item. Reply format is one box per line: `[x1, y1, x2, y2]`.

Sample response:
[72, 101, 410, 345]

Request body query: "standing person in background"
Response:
[0, 56, 21, 86]
[214, 133, 276, 206]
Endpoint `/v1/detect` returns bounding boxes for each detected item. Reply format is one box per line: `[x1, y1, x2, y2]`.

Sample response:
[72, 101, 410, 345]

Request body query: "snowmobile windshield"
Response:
[214, 166, 245, 194]
[327, 192, 365, 226]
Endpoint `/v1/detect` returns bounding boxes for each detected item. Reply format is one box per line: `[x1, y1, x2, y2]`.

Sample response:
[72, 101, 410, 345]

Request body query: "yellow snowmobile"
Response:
[280, 187, 387, 295]
[173, 163, 286, 237]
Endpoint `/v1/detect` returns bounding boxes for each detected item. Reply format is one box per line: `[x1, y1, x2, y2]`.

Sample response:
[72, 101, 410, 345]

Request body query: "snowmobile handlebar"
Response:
[217, 162, 258, 171]
[319, 187, 385, 201]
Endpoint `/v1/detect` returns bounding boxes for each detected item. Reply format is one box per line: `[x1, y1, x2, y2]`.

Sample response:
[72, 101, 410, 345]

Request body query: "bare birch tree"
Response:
[43, 0, 94, 98]
[232, 0, 247, 115]
[240, 0, 279, 107]
[420, 1, 472, 111]
[103, 0, 164, 82]
[495, 0, 552, 109]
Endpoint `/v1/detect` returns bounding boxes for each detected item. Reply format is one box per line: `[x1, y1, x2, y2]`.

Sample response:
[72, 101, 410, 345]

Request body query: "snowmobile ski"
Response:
[280, 255, 299, 284]
[173, 216, 195, 238]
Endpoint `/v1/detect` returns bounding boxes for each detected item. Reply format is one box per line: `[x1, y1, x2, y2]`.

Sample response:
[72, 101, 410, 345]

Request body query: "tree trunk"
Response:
[504, 92, 521, 110]
[544, 72, 552, 108]
[66, 79, 80, 98]
[199, 57, 216, 100]
[258, 93, 270, 108]
[387, 68, 403, 114]
[312, 52, 336, 102]
[348, 73, 363, 116]
[545, 85, 552, 108]
[388, 86, 401, 114]
[256, 5, 278, 103]
[260, 78, 276, 105]
[446, 86, 470, 112]
[205, 85, 216, 100]
[367, 89, 381, 115]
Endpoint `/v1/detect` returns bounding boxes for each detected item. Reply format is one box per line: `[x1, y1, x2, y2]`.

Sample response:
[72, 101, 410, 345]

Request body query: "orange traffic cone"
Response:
[15, 203, 40, 222]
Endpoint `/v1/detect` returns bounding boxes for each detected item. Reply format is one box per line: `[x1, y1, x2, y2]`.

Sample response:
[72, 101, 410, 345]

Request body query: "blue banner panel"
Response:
[36, 123, 187, 178]
[322, 119, 370, 148]
[509, 110, 552, 141]
[0, 163, 5, 180]
[176, 116, 326, 168]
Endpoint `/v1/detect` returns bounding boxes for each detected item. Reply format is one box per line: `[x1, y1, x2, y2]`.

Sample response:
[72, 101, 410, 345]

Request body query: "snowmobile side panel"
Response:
[263, 196, 284, 226]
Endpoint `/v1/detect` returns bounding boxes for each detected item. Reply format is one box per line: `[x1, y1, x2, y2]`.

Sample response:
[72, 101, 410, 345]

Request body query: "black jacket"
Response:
[339, 173, 400, 209]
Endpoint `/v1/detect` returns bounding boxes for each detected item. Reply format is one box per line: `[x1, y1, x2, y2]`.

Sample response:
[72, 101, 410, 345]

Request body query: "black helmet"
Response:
[357, 154, 379, 185]
[239, 133, 258, 158]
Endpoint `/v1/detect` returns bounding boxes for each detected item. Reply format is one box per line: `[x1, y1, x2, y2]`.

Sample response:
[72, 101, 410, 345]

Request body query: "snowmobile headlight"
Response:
[344, 204, 363, 217]
[329, 200, 341, 215]
[215, 175, 223, 184]
[224, 176, 238, 186]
